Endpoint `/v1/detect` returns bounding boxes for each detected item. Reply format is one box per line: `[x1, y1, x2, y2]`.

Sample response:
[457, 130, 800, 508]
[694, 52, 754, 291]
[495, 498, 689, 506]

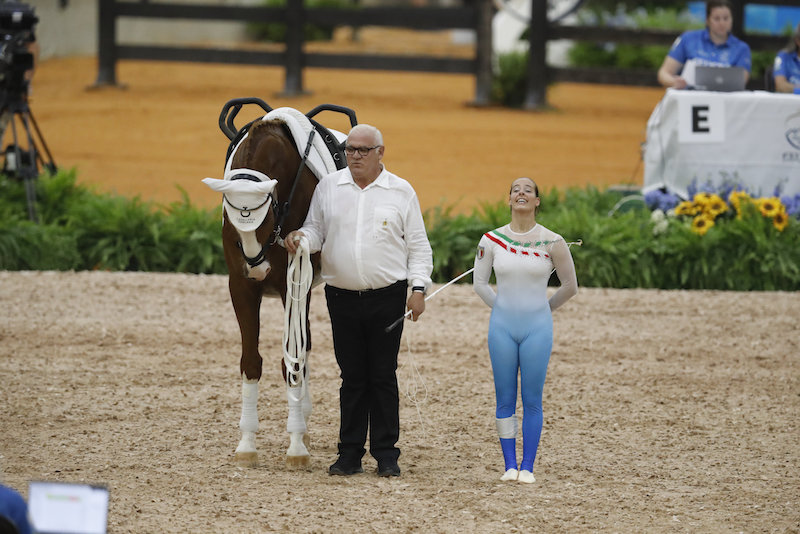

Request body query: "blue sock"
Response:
[500, 438, 517, 471]
[519, 409, 543, 472]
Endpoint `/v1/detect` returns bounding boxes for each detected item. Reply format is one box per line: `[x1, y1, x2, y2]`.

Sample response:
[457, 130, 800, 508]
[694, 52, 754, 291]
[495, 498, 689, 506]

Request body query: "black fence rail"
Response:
[95, 0, 795, 109]
[95, 0, 494, 104]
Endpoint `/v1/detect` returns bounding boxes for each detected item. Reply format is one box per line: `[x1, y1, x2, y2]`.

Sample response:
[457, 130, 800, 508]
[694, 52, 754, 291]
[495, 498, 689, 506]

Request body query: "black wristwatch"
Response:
[412, 285, 426, 296]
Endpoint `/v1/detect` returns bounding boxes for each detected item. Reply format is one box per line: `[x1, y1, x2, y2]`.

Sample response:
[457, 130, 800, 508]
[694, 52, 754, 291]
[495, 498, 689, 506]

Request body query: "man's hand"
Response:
[407, 291, 426, 321]
[285, 230, 305, 254]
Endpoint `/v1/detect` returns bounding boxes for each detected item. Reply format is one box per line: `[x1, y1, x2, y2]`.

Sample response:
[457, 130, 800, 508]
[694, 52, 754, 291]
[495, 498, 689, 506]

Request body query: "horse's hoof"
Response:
[286, 454, 310, 468]
[235, 451, 259, 468]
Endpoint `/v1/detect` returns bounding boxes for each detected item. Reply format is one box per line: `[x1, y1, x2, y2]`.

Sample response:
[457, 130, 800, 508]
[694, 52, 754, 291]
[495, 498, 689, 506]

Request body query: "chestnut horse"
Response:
[203, 98, 357, 467]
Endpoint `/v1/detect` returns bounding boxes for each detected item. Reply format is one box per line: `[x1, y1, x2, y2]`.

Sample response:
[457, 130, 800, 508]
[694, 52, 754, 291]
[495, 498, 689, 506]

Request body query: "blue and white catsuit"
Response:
[473, 224, 577, 474]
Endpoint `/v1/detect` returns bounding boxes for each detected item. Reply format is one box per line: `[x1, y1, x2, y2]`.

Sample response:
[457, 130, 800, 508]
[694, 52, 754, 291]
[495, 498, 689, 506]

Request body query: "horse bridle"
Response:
[223, 174, 279, 268]
[230, 129, 317, 269]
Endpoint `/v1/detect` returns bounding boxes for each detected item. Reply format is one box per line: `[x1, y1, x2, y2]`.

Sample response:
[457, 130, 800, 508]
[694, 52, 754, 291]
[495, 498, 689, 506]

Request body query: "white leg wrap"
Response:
[235, 431, 257, 455]
[286, 383, 310, 459]
[286, 384, 307, 434]
[287, 431, 309, 458]
[496, 415, 518, 439]
[239, 377, 259, 433]
[301, 378, 312, 422]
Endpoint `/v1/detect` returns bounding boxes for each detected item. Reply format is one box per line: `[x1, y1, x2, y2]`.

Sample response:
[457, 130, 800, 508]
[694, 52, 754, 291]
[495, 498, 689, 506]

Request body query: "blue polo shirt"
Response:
[0, 484, 33, 534]
[774, 50, 800, 88]
[668, 28, 752, 72]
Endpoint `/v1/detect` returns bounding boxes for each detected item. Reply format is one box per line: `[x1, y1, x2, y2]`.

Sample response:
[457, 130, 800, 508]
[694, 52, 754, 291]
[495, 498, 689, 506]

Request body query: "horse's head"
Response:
[203, 169, 278, 280]
[204, 120, 308, 282]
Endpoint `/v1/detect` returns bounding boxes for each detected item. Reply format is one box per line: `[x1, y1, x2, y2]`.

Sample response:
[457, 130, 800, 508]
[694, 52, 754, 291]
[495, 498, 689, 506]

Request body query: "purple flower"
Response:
[781, 194, 800, 218]
[645, 189, 680, 211]
[686, 179, 698, 198]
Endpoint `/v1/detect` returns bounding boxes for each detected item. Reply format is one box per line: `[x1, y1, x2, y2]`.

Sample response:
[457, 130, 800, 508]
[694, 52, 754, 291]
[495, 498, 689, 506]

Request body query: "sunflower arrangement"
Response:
[671, 192, 732, 235]
[646, 182, 794, 235]
[726, 192, 790, 232]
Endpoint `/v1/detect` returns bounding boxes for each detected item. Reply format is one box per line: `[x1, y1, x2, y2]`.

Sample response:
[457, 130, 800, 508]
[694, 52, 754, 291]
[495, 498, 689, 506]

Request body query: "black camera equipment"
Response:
[0, 1, 56, 222]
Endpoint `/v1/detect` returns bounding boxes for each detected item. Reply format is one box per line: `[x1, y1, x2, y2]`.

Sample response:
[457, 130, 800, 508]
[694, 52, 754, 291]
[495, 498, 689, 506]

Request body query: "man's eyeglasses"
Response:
[344, 145, 381, 157]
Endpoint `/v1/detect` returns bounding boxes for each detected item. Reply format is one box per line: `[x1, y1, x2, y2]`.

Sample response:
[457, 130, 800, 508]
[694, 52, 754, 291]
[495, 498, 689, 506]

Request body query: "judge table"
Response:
[643, 89, 800, 199]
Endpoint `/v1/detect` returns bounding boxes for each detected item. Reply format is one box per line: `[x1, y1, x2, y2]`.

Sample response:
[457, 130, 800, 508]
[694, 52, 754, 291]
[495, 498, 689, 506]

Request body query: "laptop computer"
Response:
[27, 481, 109, 534]
[693, 65, 747, 92]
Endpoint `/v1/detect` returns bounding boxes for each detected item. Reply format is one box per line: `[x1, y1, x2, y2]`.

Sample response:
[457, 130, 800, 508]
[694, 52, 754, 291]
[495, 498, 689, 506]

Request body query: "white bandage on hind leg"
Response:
[496, 415, 518, 439]
[286, 384, 308, 434]
[301, 383, 312, 421]
[239, 377, 259, 433]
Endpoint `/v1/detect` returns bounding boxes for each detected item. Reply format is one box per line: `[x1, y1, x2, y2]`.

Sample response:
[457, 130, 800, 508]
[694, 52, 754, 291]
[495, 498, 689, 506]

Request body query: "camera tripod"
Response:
[1, 96, 56, 222]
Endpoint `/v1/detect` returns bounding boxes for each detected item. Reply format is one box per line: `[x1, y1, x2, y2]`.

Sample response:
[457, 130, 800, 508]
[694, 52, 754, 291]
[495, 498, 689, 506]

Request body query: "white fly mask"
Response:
[202, 169, 278, 232]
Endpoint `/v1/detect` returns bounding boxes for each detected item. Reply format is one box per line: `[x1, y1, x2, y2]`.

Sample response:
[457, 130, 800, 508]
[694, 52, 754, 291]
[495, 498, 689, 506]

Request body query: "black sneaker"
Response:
[377, 461, 401, 477]
[328, 459, 364, 476]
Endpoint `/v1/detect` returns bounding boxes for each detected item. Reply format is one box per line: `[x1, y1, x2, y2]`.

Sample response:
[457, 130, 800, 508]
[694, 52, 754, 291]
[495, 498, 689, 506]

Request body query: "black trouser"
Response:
[325, 280, 406, 465]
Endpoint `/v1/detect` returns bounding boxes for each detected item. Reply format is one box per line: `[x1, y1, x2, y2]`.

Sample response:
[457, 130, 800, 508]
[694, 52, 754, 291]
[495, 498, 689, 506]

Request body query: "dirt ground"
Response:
[1, 272, 798, 533]
[1, 30, 799, 534]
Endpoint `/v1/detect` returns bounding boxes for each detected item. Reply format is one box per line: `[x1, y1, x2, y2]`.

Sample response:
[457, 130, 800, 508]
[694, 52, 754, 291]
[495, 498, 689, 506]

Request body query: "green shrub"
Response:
[568, 41, 671, 71]
[490, 51, 530, 107]
[750, 49, 775, 85]
[1, 172, 797, 290]
[0, 170, 225, 273]
[247, 0, 352, 43]
[567, 41, 617, 68]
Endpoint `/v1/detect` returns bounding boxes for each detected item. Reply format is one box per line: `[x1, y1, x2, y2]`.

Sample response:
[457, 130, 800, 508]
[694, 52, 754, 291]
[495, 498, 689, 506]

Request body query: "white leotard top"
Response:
[473, 223, 577, 313]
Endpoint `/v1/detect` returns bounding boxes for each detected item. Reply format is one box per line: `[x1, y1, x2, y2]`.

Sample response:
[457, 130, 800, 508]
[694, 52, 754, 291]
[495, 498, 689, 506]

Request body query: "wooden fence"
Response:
[95, 0, 494, 104]
[95, 0, 795, 109]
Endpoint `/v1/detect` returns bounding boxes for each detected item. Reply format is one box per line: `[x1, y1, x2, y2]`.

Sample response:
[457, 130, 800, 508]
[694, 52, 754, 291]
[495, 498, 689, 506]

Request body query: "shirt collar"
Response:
[702, 28, 731, 48]
[338, 164, 391, 189]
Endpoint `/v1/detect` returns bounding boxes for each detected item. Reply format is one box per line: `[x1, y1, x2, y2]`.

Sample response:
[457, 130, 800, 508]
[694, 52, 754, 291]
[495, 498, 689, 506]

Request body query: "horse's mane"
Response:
[240, 120, 296, 163]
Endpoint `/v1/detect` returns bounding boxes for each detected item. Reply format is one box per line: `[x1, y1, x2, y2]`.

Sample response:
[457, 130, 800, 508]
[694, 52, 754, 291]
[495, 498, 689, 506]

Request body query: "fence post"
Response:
[472, 0, 493, 106]
[93, 0, 119, 87]
[281, 0, 308, 96]
[523, 0, 548, 110]
[730, 0, 744, 41]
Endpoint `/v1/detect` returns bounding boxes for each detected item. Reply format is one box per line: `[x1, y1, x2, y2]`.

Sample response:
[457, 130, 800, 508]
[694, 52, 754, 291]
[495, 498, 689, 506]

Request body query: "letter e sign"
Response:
[678, 96, 725, 143]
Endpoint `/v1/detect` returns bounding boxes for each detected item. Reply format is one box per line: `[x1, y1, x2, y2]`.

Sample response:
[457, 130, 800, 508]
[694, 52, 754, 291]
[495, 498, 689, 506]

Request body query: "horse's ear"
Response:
[202, 177, 228, 192]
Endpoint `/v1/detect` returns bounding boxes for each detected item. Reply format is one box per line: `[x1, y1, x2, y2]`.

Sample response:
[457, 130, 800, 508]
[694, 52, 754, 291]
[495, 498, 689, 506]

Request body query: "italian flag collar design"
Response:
[485, 230, 552, 259]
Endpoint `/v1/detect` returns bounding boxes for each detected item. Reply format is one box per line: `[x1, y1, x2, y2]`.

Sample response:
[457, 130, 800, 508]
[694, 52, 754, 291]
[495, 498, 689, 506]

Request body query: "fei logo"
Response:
[785, 110, 800, 150]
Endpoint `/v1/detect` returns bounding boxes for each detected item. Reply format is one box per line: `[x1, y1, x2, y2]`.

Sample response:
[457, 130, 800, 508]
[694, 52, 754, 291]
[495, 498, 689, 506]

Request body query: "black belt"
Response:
[326, 279, 407, 297]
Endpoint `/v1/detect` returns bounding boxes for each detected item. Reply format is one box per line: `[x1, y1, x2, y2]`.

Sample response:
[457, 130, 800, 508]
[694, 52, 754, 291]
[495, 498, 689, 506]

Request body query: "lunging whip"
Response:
[384, 268, 475, 333]
[384, 238, 583, 333]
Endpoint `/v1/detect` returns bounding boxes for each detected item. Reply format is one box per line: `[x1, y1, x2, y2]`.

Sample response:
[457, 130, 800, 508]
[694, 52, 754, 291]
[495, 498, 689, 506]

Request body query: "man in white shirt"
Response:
[286, 123, 433, 477]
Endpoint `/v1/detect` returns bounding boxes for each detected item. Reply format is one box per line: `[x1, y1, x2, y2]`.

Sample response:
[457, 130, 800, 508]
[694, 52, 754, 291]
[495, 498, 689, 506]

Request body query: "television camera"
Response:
[0, 0, 37, 109]
[0, 1, 56, 222]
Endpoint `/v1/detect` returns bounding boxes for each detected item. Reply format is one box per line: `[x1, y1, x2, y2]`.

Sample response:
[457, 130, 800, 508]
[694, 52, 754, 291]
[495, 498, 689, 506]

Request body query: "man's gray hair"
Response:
[348, 124, 383, 146]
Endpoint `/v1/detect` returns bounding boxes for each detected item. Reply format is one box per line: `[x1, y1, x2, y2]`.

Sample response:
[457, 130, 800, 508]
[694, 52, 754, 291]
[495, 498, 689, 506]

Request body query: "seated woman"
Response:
[773, 23, 800, 94]
[657, 0, 751, 89]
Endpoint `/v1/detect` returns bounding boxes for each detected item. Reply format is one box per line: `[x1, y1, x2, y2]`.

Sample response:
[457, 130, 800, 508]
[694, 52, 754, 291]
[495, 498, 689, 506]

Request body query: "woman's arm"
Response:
[658, 56, 687, 89]
[774, 74, 796, 93]
[548, 239, 578, 311]
[472, 235, 496, 308]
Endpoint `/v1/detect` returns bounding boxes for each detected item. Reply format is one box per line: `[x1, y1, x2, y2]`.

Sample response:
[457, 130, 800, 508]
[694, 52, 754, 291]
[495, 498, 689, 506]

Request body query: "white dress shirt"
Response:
[299, 165, 433, 292]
